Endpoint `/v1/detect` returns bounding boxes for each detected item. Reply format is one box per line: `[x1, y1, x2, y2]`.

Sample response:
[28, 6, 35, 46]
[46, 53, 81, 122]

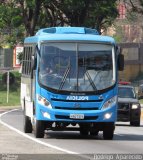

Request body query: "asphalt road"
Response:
[0, 109, 143, 158]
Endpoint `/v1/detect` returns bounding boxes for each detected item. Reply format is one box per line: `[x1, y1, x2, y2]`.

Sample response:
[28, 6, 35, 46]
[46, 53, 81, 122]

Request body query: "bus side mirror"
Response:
[31, 55, 37, 79]
[116, 46, 124, 71]
[31, 46, 39, 71]
[118, 54, 124, 71]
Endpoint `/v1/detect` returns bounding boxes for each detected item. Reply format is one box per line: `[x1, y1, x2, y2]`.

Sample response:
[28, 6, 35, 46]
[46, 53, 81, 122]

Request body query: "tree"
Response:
[0, 0, 119, 44]
[0, 1, 24, 47]
[123, 0, 143, 14]
[41, 0, 119, 34]
[122, 0, 143, 42]
[0, 0, 42, 37]
[18, 0, 42, 36]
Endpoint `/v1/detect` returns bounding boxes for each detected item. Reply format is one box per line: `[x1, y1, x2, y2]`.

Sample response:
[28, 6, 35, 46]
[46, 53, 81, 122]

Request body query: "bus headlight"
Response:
[104, 113, 112, 119]
[132, 104, 139, 109]
[37, 95, 52, 109]
[102, 96, 117, 110]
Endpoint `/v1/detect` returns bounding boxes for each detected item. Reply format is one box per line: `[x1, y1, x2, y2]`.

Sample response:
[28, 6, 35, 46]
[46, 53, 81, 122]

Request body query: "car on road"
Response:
[138, 84, 143, 99]
[117, 83, 141, 126]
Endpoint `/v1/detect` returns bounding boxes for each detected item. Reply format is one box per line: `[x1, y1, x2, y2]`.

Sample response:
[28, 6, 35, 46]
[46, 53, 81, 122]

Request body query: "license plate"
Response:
[70, 114, 84, 119]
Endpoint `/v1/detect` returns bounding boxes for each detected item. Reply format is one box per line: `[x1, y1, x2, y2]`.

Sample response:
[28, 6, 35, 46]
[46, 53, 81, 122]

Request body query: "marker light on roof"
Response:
[118, 81, 131, 85]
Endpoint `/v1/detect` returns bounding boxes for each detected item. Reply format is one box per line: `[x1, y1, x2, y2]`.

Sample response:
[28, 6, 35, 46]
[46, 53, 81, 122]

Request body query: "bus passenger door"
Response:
[31, 47, 37, 116]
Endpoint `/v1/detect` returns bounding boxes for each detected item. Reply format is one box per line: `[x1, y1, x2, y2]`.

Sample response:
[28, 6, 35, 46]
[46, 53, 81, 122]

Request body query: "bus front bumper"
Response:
[36, 105, 117, 123]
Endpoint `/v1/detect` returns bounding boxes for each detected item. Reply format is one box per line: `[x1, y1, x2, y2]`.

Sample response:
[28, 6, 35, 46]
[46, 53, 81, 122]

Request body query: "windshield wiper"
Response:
[59, 66, 70, 90]
[85, 71, 97, 91]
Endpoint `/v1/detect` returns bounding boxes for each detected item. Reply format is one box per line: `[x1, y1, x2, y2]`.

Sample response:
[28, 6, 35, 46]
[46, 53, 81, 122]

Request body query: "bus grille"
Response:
[54, 106, 98, 110]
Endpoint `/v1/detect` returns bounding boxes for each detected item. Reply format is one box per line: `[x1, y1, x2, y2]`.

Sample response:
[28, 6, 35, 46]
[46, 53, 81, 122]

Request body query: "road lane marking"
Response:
[0, 109, 91, 159]
[0, 109, 78, 154]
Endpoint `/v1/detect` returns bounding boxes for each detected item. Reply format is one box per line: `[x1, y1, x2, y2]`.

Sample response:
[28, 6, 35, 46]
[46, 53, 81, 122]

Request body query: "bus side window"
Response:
[31, 49, 37, 70]
[22, 46, 34, 76]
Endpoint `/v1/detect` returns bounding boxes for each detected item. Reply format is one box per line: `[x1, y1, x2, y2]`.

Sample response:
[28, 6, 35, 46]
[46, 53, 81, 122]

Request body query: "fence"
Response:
[118, 43, 143, 86]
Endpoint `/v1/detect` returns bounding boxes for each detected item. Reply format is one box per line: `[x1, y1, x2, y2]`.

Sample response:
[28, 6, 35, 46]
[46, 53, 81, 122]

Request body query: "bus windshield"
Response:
[39, 42, 115, 93]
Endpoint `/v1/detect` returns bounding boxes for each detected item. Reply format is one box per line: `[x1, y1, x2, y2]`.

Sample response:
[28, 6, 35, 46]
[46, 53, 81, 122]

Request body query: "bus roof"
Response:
[24, 27, 115, 44]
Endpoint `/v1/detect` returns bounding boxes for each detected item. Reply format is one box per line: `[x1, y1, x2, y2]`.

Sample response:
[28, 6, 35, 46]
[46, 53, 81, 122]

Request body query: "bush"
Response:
[2, 72, 15, 85]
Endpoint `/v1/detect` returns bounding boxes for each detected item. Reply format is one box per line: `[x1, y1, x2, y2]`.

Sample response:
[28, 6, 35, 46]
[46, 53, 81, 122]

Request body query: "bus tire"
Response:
[103, 123, 114, 140]
[34, 120, 45, 138]
[130, 120, 140, 126]
[23, 114, 32, 133]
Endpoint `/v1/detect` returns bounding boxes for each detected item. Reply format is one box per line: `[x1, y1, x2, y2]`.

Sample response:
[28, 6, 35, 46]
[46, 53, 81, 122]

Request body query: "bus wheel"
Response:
[103, 123, 115, 140]
[23, 113, 32, 133]
[34, 120, 45, 138]
[130, 120, 140, 126]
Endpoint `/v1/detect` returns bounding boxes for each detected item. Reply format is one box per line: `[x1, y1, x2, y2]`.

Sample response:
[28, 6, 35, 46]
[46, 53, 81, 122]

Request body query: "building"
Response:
[107, 0, 143, 83]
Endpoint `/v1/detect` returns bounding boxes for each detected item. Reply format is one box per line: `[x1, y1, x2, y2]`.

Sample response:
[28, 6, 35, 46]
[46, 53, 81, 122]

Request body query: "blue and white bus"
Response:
[21, 27, 124, 139]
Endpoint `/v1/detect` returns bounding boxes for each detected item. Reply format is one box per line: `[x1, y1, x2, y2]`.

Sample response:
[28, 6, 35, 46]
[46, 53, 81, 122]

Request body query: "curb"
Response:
[0, 106, 20, 112]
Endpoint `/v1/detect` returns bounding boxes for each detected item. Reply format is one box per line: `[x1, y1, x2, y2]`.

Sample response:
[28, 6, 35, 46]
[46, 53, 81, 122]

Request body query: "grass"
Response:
[0, 71, 21, 107]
